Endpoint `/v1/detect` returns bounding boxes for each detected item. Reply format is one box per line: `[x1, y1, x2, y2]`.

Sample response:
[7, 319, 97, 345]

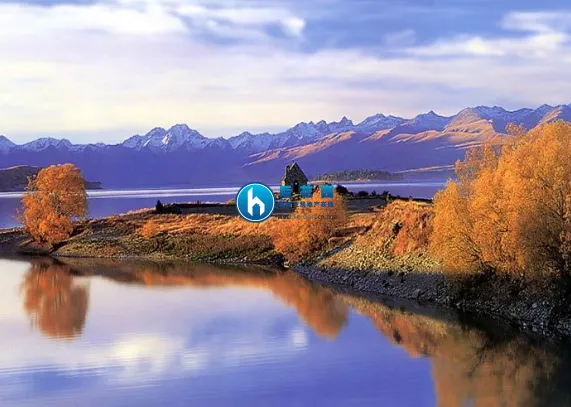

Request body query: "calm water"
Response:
[0, 181, 445, 229]
[0, 257, 570, 407]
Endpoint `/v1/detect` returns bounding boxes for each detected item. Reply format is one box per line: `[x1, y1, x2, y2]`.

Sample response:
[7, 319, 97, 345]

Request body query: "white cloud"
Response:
[502, 11, 571, 34]
[0, 3, 187, 36]
[282, 17, 306, 37]
[406, 11, 571, 58]
[1, 4, 571, 142]
[177, 4, 306, 38]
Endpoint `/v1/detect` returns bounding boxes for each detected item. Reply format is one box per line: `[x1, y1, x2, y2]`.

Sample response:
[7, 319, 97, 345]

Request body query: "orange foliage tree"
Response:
[431, 121, 571, 276]
[269, 190, 347, 263]
[20, 164, 87, 245]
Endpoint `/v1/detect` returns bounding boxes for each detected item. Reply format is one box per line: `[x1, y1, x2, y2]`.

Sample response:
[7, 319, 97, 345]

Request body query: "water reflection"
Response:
[3, 257, 571, 406]
[21, 259, 89, 339]
[40, 258, 349, 341]
[344, 295, 571, 407]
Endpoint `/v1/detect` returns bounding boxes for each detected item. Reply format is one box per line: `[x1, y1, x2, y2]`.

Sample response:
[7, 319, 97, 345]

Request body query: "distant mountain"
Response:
[0, 166, 101, 192]
[0, 136, 15, 154]
[1, 103, 570, 187]
[122, 124, 210, 152]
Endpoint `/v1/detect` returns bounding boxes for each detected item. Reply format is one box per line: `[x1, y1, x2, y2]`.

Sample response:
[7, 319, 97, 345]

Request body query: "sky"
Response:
[1, 0, 571, 143]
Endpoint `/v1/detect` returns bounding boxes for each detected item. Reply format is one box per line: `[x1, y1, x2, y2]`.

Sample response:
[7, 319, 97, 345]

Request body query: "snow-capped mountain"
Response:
[1, 103, 570, 157]
[357, 114, 405, 130]
[1, 103, 571, 188]
[403, 111, 451, 132]
[205, 137, 233, 151]
[228, 117, 357, 153]
[122, 124, 210, 152]
[20, 137, 75, 152]
[0, 136, 15, 154]
[228, 131, 274, 153]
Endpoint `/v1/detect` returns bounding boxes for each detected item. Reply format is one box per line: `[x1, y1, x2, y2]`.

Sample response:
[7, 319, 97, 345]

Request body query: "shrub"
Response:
[431, 121, 571, 276]
[20, 164, 87, 245]
[269, 192, 347, 263]
[140, 219, 160, 239]
[357, 190, 369, 197]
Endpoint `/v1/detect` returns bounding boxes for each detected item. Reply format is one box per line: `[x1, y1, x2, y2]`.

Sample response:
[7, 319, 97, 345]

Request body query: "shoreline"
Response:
[3, 202, 571, 341]
[294, 265, 571, 340]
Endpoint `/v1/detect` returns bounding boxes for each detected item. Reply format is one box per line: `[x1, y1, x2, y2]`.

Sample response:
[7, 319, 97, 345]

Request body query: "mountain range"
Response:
[1, 104, 570, 187]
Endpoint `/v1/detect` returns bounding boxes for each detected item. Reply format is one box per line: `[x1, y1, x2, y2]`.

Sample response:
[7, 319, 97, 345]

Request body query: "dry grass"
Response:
[358, 200, 434, 256]
[55, 195, 355, 264]
[265, 194, 348, 263]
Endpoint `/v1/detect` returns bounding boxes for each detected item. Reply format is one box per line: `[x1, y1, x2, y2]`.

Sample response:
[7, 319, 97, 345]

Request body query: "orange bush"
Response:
[20, 164, 87, 245]
[431, 121, 571, 276]
[269, 192, 347, 263]
[139, 219, 161, 238]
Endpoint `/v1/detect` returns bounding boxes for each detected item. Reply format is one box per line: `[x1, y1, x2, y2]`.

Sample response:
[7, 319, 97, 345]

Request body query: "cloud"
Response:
[502, 11, 571, 33]
[1, 3, 571, 142]
[282, 17, 306, 37]
[384, 29, 416, 47]
[0, 1, 307, 40]
[0, 2, 187, 36]
[406, 11, 571, 58]
[178, 4, 306, 39]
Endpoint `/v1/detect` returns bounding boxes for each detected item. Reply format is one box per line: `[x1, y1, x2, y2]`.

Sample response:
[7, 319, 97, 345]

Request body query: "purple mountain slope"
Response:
[0, 104, 569, 187]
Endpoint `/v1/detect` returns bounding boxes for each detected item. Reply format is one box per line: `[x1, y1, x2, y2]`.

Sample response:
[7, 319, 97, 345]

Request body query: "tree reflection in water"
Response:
[73, 259, 350, 340]
[17, 258, 571, 406]
[344, 295, 571, 407]
[20, 258, 89, 339]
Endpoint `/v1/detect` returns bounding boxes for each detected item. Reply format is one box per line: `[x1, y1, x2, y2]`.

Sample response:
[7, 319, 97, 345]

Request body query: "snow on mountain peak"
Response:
[537, 104, 555, 115]
[328, 117, 354, 132]
[358, 113, 405, 130]
[0, 135, 16, 153]
[4, 103, 571, 158]
[123, 125, 207, 152]
[21, 137, 73, 152]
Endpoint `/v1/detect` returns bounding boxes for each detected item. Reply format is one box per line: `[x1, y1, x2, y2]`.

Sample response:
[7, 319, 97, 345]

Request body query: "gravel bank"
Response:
[295, 264, 571, 340]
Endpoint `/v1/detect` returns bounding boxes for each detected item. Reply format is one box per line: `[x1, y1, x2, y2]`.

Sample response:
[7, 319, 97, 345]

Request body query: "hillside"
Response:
[0, 166, 102, 192]
[0, 104, 569, 186]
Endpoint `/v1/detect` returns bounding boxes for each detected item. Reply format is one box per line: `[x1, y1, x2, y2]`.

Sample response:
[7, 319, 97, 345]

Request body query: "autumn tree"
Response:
[20, 164, 87, 245]
[431, 121, 571, 276]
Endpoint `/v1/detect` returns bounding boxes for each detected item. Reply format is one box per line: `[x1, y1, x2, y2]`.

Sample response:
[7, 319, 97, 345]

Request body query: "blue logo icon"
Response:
[236, 183, 275, 222]
[279, 185, 292, 199]
[300, 185, 313, 198]
[321, 185, 334, 199]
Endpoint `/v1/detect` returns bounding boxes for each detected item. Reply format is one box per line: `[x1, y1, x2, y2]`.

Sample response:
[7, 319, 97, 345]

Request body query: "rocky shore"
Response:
[294, 264, 571, 340]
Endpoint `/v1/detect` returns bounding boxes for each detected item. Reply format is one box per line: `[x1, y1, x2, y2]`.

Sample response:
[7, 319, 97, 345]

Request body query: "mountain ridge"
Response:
[1, 103, 570, 155]
[1, 103, 570, 187]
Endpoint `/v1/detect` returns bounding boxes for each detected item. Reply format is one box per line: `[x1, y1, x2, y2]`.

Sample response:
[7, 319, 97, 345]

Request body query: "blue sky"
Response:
[1, 0, 571, 143]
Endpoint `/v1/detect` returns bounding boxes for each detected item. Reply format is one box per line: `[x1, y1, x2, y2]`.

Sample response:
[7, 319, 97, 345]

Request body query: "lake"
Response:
[0, 257, 570, 407]
[0, 181, 445, 229]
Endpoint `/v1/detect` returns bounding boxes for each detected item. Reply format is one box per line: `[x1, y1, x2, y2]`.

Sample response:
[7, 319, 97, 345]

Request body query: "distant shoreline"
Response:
[0, 165, 101, 192]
